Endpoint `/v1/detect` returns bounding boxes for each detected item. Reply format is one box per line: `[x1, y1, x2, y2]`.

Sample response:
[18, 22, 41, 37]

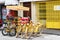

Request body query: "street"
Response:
[0, 31, 60, 40]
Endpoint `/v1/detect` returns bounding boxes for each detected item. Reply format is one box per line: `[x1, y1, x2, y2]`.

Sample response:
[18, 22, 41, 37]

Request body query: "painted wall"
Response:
[18, 2, 37, 23]
[19, 2, 46, 24]
[35, 2, 46, 24]
[31, 2, 37, 23]
[35, 1, 60, 29]
[19, 1, 60, 29]
[46, 1, 60, 29]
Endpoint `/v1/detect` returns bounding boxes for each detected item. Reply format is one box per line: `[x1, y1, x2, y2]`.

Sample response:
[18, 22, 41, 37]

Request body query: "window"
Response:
[39, 2, 46, 20]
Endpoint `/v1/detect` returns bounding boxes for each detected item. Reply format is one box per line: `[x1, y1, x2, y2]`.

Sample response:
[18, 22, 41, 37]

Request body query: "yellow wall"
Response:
[36, 1, 60, 29]
[35, 2, 46, 24]
[35, 2, 39, 21]
[46, 1, 60, 29]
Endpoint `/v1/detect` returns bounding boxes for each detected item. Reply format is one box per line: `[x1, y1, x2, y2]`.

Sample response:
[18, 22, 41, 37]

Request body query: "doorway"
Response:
[23, 2, 31, 19]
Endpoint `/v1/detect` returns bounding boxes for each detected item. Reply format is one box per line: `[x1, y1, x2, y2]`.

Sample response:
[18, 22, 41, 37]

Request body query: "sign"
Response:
[19, 0, 46, 2]
[6, 6, 29, 11]
[5, 0, 18, 5]
[54, 5, 60, 10]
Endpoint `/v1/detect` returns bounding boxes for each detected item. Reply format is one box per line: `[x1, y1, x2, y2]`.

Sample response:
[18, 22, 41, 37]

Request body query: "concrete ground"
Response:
[1, 25, 60, 40]
[0, 31, 60, 40]
[42, 29, 60, 35]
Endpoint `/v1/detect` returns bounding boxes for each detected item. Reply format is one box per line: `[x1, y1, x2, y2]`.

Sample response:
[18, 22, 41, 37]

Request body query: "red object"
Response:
[7, 10, 16, 17]
[0, 19, 2, 24]
[10, 10, 15, 17]
[21, 17, 30, 24]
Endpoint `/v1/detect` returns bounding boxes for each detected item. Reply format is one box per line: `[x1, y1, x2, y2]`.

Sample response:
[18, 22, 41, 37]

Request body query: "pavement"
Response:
[1, 25, 60, 40]
[42, 29, 60, 35]
[0, 31, 60, 40]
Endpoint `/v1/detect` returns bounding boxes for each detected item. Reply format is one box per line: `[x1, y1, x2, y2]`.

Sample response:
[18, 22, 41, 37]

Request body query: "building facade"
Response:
[1, 0, 60, 29]
[18, 0, 60, 29]
[46, 1, 60, 29]
[18, 0, 46, 24]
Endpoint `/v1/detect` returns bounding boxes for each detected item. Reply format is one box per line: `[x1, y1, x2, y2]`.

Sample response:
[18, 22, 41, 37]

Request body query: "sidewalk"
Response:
[42, 28, 60, 35]
[1, 34, 60, 40]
